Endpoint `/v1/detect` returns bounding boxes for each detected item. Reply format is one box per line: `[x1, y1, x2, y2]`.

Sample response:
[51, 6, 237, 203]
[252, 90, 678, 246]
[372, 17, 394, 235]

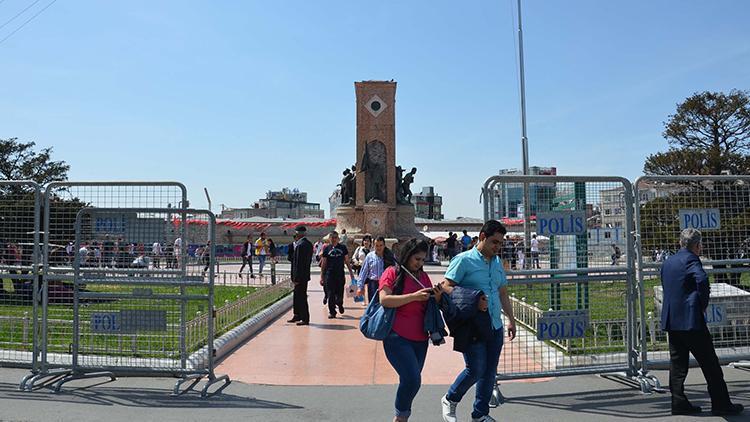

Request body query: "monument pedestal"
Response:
[336, 204, 421, 241]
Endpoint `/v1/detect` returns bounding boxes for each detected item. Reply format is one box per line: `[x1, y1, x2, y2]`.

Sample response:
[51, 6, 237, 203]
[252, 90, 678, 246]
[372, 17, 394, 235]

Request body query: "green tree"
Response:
[0, 138, 70, 185]
[641, 91, 750, 287]
[0, 138, 78, 251]
[644, 90, 750, 175]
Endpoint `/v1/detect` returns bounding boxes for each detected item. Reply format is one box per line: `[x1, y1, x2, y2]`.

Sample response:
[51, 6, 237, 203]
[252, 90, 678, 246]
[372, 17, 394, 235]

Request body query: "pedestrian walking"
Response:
[352, 235, 372, 274]
[530, 234, 540, 269]
[151, 241, 162, 268]
[267, 238, 277, 263]
[255, 232, 269, 276]
[660, 228, 744, 416]
[200, 240, 212, 276]
[446, 233, 457, 260]
[610, 243, 621, 265]
[287, 226, 313, 326]
[516, 240, 525, 270]
[461, 230, 472, 252]
[238, 235, 254, 279]
[318, 236, 330, 305]
[319, 231, 354, 318]
[441, 220, 516, 422]
[501, 236, 513, 271]
[379, 238, 443, 422]
[356, 236, 388, 303]
[173, 236, 182, 269]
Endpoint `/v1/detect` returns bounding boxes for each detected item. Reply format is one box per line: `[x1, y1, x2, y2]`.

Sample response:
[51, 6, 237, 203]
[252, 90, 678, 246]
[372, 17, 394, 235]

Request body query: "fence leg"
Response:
[173, 374, 203, 396]
[489, 384, 505, 407]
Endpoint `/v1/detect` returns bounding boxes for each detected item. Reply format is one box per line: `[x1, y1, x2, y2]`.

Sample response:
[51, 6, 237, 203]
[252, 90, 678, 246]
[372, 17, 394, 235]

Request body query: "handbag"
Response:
[359, 270, 403, 340]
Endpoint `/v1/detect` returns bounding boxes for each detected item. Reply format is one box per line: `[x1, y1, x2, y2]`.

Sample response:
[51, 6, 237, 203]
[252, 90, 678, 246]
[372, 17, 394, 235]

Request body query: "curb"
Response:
[188, 292, 293, 370]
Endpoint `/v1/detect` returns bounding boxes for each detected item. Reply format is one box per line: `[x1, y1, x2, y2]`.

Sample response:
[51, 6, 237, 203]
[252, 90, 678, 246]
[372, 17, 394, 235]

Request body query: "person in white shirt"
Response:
[530, 234, 540, 269]
[351, 235, 372, 273]
[152, 241, 162, 268]
[78, 244, 89, 266]
[173, 237, 182, 268]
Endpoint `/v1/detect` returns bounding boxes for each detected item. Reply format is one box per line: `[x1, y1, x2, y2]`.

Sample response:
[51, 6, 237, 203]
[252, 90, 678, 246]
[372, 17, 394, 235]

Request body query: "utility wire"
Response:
[0, 0, 57, 46]
[0, 0, 42, 31]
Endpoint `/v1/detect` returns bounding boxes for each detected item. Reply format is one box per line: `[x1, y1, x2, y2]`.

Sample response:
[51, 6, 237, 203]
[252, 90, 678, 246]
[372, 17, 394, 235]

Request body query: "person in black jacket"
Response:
[661, 228, 743, 416]
[288, 225, 314, 326]
[238, 234, 254, 279]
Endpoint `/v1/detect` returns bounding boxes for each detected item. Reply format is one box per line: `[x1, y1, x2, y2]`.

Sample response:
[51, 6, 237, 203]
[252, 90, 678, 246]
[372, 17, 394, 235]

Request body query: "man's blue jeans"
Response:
[446, 328, 504, 419]
[383, 331, 429, 418]
[257, 255, 267, 274]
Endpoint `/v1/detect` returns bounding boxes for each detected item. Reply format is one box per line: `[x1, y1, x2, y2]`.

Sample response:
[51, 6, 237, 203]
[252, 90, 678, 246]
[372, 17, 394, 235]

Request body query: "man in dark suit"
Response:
[288, 225, 313, 326]
[661, 228, 743, 416]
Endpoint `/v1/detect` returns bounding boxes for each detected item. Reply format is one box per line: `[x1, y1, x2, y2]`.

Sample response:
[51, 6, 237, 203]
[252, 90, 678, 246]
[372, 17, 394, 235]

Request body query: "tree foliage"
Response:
[1, 138, 79, 248]
[644, 90, 750, 175]
[0, 138, 70, 185]
[641, 91, 750, 286]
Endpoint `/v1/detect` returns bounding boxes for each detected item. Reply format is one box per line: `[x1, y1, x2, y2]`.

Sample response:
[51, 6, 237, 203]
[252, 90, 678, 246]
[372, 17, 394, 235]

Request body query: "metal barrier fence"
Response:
[482, 176, 649, 390]
[22, 182, 188, 390]
[0, 181, 41, 371]
[635, 175, 750, 380]
[49, 207, 230, 396]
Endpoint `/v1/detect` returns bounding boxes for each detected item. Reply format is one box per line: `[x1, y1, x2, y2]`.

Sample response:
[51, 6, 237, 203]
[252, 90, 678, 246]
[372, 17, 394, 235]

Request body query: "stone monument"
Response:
[335, 81, 421, 243]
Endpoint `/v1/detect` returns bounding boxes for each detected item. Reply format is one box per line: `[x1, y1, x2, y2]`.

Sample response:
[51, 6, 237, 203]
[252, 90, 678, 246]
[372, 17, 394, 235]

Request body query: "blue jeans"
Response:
[447, 328, 504, 419]
[383, 331, 428, 418]
[257, 255, 267, 274]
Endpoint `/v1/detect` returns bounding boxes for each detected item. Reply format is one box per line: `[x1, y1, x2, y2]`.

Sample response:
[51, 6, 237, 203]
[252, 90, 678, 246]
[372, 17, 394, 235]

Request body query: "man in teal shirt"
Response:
[440, 220, 516, 422]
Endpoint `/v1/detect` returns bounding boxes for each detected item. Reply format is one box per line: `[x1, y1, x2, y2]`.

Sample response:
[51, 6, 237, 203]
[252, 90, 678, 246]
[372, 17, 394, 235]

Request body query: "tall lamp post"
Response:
[516, 0, 532, 255]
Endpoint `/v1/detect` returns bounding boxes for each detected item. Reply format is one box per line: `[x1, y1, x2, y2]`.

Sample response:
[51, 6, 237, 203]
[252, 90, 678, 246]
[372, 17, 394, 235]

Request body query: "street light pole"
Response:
[518, 0, 529, 177]
[517, 0, 532, 253]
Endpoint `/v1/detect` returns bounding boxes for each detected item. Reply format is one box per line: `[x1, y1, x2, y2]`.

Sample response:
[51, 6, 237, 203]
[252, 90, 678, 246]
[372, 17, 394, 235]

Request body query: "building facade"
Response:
[220, 188, 324, 220]
[412, 186, 444, 220]
[491, 166, 557, 219]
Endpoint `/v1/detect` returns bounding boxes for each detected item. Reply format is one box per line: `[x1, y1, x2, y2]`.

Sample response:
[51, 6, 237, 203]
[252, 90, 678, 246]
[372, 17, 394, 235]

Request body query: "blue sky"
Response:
[2, 0, 749, 219]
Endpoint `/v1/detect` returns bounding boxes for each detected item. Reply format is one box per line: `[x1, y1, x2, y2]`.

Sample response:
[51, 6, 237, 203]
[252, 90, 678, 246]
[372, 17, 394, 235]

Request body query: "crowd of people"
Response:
[68, 235, 184, 270]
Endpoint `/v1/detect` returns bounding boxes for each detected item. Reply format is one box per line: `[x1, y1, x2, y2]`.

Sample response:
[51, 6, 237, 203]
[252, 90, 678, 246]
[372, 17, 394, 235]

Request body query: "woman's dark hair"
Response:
[391, 238, 429, 294]
[375, 236, 386, 243]
[397, 238, 429, 269]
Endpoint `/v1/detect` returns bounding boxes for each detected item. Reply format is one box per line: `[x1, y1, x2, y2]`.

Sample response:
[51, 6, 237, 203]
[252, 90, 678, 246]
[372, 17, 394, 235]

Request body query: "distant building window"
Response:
[604, 232, 612, 239]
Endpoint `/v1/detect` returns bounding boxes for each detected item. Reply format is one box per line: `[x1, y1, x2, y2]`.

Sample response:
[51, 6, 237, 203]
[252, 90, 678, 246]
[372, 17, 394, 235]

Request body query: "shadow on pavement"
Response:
[0, 381, 302, 410]
[505, 380, 750, 420]
[308, 323, 355, 330]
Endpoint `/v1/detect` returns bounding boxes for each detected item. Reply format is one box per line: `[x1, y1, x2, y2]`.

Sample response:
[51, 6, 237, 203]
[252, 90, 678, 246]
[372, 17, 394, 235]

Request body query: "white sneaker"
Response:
[441, 395, 458, 422]
[471, 415, 497, 422]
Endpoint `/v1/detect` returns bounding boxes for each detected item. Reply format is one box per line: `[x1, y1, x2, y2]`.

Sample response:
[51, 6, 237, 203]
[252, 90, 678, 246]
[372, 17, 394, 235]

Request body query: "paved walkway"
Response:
[217, 279, 545, 386]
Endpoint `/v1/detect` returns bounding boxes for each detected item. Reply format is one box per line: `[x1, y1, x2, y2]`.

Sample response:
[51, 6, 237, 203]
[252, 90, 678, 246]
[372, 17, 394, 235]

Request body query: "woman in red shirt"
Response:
[380, 238, 443, 422]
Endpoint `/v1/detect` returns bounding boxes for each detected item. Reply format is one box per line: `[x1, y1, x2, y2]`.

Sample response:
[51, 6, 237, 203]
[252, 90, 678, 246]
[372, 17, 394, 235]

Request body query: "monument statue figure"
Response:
[395, 165, 405, 204]
[339, 168, 354, 205]
[400, 167, 417, 203]
[361, 140, 387, 203]
[350, 165, 357, 202]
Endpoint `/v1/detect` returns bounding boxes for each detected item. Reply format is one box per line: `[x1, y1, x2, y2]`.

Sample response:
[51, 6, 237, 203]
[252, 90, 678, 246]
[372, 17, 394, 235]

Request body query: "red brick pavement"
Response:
[218, 283, 550, 386]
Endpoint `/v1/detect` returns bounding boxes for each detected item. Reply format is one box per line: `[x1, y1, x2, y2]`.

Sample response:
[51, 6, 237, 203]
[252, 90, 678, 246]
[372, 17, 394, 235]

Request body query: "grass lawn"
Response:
[506, 272, 749, 355]
[0, 284, 290, 357]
